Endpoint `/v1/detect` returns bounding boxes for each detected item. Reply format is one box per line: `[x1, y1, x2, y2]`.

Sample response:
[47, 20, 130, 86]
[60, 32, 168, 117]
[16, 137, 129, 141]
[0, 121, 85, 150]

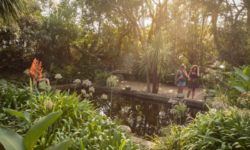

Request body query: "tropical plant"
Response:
[153, 107, 250, 150]
[210, 66, 250, 108]
[25, 91, 140, 149]
[0, 111, 71, 150]
[224, 66, 250, 97]
[0, 0, 27, 23]
[95, 72, 112, 86]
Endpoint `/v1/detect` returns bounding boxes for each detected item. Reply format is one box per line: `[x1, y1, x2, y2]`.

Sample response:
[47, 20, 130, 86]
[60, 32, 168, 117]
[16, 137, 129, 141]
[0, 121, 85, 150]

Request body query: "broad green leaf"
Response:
[24, 111, 63, 150]
[3, 108, 31, 122]
[243, 66, 250, 75]
[45, 139, 71, 150]
[0, 126, 26, 150]
[236, 72, 250, 82]
[233, 67, 242, 73]
[233, 86, 248, 93]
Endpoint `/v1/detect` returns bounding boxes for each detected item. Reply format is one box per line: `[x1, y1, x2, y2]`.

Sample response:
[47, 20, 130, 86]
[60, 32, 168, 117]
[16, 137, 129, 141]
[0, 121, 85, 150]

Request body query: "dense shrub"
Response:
[153, 107, 250, 150]
[95, 72, 112, 86]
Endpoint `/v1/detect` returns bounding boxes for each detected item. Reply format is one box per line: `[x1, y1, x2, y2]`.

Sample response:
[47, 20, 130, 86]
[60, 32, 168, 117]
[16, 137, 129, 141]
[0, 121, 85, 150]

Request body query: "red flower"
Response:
[30, 58, 43, 81]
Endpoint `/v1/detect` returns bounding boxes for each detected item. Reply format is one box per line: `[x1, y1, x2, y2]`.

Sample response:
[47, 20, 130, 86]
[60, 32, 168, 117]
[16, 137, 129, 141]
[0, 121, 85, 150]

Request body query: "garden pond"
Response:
[77, 89, 206, 140]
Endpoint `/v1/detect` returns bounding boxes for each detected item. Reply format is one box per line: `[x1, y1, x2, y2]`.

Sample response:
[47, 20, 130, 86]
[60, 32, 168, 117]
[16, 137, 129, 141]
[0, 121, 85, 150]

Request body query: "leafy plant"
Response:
[0, 111, 71, 150]
[153, 107, 250, 150]
[95, 72, 112, 86]
[0, 80, 31, 111]
[25, 91, 140, 150]
[224, 66, 250, 97]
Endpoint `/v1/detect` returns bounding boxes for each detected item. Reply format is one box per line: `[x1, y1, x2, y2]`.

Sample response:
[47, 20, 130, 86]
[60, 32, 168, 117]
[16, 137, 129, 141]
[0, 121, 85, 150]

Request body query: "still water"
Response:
[87, 91, 205, 139]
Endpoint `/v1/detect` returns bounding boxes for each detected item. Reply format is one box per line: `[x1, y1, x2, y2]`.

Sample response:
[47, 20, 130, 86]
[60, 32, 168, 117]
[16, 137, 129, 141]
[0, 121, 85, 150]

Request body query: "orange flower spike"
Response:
[36, 62, 43, 81]
[30, 58, 38, 78]
[30, 58, 43, 81]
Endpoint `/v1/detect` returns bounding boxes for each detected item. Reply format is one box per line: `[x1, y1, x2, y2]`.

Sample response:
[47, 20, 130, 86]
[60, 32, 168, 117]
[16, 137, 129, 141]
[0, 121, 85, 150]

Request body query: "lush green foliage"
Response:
[0, 79, 31, 111]
[0, 81, 141, 150]
[224, 66, 250, 98]
[0, 111, 71, 150]
[154, 107, 250, 150]
[95, 72, 112, 86]
[210, 66, 250, 108]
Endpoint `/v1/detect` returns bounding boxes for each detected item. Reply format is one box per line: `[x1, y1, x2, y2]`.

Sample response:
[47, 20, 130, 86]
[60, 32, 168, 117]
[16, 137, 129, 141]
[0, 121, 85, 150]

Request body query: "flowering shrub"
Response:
[55, 73, 62, 79]
[101, 94, 108, 100]
[107, 75, 118, 87]
[73, 79, 81, 84]
[82, 79, 92, 87]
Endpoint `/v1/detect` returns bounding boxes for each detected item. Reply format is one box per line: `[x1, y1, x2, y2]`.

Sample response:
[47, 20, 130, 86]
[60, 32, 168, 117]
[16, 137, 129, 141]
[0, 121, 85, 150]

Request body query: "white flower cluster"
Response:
[81, 89, 86, 95]
[55, 73, 62, 79]
[82, 79, 92, 87]
[89, 87, 95, 93]
[73, 79, 81, 84]
[101, 94, 108, 100]
[107, 75, 118, 87]
[81, 88, 94, 98]
[23, 69, 30, 75]
[44, 100, 54, 109]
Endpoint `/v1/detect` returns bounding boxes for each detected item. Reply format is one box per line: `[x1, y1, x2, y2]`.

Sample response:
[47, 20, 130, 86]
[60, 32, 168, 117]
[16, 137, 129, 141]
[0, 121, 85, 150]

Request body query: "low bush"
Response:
[153, 107, 250, 150]
[95, 72, 112, 86]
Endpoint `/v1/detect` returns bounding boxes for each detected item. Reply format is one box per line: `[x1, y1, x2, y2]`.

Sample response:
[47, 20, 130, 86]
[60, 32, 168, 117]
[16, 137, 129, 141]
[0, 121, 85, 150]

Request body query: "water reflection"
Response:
[91, 93, 203, 139]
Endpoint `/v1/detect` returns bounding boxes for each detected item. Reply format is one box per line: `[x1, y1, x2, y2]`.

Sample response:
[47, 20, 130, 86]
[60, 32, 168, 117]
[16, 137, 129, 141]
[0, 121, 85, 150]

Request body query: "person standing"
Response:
[107, 63, 113, 72]
[187, 65, 200, 99]
[175, 64, 189, 95]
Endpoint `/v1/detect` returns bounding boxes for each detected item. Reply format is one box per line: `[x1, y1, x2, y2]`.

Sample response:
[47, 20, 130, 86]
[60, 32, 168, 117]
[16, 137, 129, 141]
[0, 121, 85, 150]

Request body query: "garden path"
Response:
[117, 81, 205, 100]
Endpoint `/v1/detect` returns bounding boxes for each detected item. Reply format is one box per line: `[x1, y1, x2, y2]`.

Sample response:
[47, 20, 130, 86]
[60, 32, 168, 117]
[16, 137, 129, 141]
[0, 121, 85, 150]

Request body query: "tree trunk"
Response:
[247, 9, 250, 28]
[243, 0, 250, 28]
[142, 1, 151, 92]
[152, 65, 159, 93]
[211, 0, 223, 53]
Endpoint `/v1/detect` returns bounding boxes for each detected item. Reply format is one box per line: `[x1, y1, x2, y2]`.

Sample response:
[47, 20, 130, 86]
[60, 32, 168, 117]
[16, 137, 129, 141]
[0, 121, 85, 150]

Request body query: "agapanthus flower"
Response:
[89, 87, 95, 93]
[55, 73, 62, 79]
[89, 92, 93, 97]
[23, 69, 30, 76]
[30, 58, 43, 82]
[85, 94, 90, 98]
[73, 79, 81, 84]
[81, 89, 86, 95]
[44, 100, 54, 109]
[82, 79, 92, 87]
[107, 75, 118, 87]
[101, 94, 108, 100]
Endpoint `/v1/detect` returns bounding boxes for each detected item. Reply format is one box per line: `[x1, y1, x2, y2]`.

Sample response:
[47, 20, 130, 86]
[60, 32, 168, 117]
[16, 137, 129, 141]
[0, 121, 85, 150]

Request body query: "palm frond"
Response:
[0, 0, 27, 24]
